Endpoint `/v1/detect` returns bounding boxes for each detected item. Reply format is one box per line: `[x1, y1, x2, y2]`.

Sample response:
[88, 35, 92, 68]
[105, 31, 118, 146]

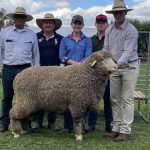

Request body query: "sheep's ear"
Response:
[91, 60, 97, 67]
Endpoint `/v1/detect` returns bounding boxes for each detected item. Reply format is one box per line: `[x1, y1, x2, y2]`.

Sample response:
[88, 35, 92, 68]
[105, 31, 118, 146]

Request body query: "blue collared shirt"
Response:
[59, 32, 92, 62]
[0, 26, 40, 66]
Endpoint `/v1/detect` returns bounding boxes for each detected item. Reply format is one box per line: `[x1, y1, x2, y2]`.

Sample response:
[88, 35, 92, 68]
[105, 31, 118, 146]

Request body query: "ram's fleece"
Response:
[10, 51, 117, 141]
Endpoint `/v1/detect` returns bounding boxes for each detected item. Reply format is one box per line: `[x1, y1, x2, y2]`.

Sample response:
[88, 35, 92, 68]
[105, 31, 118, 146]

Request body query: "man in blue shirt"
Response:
[34, 13, 63, 131]
[0, 7, 40, 132]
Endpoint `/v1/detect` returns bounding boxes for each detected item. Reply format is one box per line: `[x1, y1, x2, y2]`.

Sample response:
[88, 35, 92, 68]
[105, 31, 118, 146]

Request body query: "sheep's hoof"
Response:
[75, 134, 83, 141]
[13, 133, 21, 138]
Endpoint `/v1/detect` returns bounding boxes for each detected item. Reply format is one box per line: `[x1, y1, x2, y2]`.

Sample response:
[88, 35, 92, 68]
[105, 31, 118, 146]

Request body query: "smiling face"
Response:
[71, 20, 84, 33]
[42, 20, 55, 33]
[13, 14, 26, 29]
[113, 10, 127, 27]
[95, 21, 108, 32]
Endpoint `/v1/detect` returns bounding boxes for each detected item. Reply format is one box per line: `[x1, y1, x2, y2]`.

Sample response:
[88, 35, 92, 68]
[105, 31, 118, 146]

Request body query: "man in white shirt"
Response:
[104, 0, 139, 141]
[0, 7, 40, 132]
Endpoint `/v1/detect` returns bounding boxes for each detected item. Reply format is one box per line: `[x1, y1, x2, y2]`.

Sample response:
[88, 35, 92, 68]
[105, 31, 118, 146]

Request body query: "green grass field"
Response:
[0, 62, 150, 150]
[0, 83, 150, 150]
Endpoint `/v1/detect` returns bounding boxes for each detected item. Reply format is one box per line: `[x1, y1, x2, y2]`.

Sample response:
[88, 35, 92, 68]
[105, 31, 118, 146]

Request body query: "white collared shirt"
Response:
[0, 25, 40, 66]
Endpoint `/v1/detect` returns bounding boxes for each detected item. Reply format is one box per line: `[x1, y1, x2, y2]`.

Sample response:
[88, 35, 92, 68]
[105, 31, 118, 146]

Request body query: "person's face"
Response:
[71, 20, 84, 33]
[95, 21, 108, 32]
[13, 14, 26, 29]
[42, 20, 55, 33]
[113, 11, 127, 25]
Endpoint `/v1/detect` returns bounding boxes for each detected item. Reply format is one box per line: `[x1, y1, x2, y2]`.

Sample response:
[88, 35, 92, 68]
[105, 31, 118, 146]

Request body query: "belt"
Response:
[128, 59, 138, 63]
[4, 63, 31, 68]
[114, 59, 138, 64]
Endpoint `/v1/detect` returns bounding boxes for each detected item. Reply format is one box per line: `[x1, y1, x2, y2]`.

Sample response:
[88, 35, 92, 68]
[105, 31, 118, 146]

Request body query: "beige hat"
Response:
[36, 13, 62, 30]
[106, 0, 133, 14]
[7, 7, 33, 22]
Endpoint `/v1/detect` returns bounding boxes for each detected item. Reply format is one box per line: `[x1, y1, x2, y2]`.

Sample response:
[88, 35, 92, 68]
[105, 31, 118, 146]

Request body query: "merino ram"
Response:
[10, 51, 117, 141]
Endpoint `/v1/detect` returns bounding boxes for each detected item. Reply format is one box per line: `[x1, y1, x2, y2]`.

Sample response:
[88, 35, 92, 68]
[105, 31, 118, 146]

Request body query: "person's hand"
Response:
[67, 60, 81, 65]
[117, 63, 123, 69]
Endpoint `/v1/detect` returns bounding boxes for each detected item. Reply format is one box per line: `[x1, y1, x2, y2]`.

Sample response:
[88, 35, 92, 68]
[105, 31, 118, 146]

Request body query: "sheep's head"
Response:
[88, 51, 117, 74]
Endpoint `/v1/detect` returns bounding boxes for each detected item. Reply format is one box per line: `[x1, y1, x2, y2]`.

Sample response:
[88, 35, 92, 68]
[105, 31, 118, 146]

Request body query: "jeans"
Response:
[35, 110, 56, 127]
[0, 64, 31, 128]
[63, 111, 73, 131]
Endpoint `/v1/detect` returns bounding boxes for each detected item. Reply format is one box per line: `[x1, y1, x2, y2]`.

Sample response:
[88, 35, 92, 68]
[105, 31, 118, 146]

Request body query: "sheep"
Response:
[10, 51, 117, 141]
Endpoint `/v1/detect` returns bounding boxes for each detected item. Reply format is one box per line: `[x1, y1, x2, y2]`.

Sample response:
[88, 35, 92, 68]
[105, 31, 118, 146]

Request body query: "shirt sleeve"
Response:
[59, 37, 67, 62]
[117, 28, 138, 64]
[0, 32, 2, 64]
[102, 28, 109, 51]
[32, 33, 40, 66]
[83, 38, 92, 60]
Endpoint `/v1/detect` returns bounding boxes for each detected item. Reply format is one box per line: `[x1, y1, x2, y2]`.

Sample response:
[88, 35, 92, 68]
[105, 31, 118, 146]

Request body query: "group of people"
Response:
[0, 0, 139, 142]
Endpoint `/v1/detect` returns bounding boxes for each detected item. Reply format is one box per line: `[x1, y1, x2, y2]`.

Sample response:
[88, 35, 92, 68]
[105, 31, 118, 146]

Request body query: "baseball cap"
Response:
[96, 14, 108, 23]
[71, 15, 84, 24]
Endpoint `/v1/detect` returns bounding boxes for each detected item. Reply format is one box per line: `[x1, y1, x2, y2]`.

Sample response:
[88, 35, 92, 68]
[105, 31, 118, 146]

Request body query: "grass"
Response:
[0, 63, 150, 150]
[0, 110, 150, 150]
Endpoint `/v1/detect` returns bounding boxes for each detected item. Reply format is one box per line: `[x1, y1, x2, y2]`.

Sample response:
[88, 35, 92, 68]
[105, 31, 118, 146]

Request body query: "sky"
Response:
[0, 0, 150, 30]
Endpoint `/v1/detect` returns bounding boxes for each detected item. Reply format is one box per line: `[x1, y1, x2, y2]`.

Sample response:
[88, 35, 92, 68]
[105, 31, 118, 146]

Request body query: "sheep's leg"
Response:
[21, 118, 32, 134]
[74, 118, 83, 141]
[69, 106, 83, 141]
[11, 118, 23, 138]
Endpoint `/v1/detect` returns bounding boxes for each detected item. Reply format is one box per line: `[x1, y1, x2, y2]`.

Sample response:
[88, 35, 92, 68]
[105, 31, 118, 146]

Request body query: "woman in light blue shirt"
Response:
[59, 15, 92, 65]
[59, 14, 92, 133]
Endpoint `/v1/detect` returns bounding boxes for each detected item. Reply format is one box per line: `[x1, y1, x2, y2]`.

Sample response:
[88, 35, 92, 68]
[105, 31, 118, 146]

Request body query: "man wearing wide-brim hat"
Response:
[0, 7, 40, 132]
[34, 13, 63, 131]
[103, 0, 139, 141]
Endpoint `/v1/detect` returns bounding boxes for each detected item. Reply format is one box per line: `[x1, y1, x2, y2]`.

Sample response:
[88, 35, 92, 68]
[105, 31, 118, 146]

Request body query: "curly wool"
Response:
[11, 51, 112, 120]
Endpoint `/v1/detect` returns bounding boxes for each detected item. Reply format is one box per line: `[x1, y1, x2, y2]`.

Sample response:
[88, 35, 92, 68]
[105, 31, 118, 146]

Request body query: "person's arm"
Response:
[117, 28, 138, 64]
[84, 38, 92, 59]
[0, 32, 2, 64]
[102, 28, 109, 51]
[32, 33, 40, 66]
[59, 37, 67, 62]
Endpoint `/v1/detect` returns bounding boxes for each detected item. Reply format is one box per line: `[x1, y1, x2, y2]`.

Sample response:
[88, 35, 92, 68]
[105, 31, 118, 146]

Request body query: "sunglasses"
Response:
[96, 21, 107, 24]
[13, 15, 27, 19]
[113, 11, 125, 15]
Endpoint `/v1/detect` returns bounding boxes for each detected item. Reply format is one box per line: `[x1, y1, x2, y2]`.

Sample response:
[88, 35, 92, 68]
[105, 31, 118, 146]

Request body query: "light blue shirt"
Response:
[59, 33, 92, 62]
[0, 26, 40, 66]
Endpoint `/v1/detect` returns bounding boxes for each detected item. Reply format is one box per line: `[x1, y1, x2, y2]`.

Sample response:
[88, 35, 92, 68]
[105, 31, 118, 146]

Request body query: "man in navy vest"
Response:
[34, 13, 63, 131]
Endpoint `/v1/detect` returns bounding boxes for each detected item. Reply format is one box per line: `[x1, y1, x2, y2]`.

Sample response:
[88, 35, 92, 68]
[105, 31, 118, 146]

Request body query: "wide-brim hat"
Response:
[36, 13, 62, 30]
[106, 0, 133, 14]
[7, 7, 33, 22]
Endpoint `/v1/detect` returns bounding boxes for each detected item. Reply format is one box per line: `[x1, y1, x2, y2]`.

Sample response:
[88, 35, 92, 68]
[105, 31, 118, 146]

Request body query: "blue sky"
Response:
[0, 0, 149, 28]
[67, 0, 134, 9]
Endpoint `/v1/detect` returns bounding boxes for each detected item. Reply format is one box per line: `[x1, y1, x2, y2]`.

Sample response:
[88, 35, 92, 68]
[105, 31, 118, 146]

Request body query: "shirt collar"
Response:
[94, 33, 105, 40]
[40, 30, 55, 38]
[113, 19, 128, 30]
[69, 32, 85, 40]
[13, 25, 27, 32]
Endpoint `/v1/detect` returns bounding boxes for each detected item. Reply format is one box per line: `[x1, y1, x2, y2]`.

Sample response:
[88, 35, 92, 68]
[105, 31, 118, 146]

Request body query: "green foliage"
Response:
[130, 19, 150, 55]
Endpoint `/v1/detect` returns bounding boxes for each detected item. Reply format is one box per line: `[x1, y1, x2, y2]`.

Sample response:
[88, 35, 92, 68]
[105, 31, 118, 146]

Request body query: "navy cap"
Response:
[96, 14, 108, 23]
[71, 15, 84, 24]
